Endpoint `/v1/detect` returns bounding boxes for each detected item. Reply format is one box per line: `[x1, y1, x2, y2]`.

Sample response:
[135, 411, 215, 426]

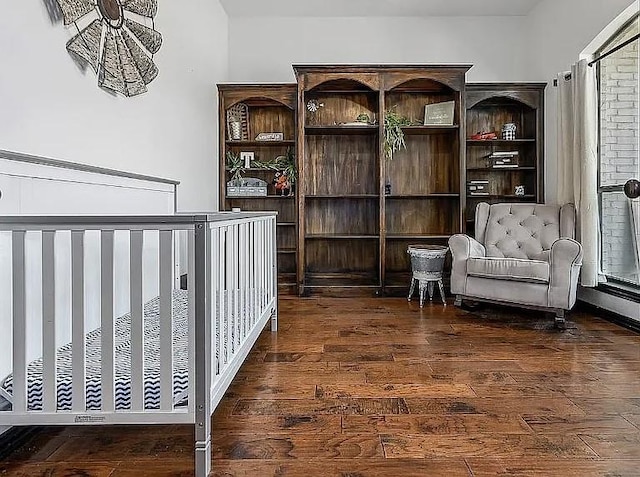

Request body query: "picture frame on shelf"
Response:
[240, 151, 254, 169]
[424, 100, 455, 126]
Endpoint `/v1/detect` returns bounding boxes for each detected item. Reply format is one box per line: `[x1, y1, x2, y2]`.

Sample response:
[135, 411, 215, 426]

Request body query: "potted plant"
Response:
[383, 109, 412, 160]
[226, 151, 245, 181]
[272, 147, 297, 196]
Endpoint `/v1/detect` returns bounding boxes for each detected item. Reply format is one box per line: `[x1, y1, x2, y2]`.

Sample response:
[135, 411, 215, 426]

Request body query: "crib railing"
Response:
[0, 213, 277, 453]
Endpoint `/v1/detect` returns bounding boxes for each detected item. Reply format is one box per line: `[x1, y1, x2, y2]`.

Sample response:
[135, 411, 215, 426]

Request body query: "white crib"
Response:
[0, 212, 278, 477]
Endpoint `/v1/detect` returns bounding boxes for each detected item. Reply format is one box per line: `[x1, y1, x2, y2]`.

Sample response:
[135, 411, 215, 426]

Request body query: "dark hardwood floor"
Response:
[1, 297, 639, 476]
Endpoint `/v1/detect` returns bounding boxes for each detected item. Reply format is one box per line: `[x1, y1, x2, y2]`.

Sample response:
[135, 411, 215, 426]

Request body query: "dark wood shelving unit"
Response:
[465, 83, 546, 234]
[294, 64, 470, 296]
[218, 83, 299, 294]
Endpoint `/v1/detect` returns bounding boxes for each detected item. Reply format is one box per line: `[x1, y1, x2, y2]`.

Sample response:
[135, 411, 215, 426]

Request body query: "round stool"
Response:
[407, 245, 448, 307]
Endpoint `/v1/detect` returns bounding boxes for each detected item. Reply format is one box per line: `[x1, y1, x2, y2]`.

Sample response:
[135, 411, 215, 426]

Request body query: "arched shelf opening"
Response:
[304, 79, 379, 133]
[386, 78, 458, 128]
[467, 96, 536, 142]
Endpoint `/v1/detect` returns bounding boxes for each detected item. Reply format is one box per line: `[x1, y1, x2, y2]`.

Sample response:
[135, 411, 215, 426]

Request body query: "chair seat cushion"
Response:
[467, 256, 549, 284]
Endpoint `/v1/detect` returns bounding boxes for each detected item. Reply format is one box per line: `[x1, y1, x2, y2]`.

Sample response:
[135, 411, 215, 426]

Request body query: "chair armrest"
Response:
[448, 234, 486, 295]
[449, 234, 486, 261]
[548, 238, 583, 310]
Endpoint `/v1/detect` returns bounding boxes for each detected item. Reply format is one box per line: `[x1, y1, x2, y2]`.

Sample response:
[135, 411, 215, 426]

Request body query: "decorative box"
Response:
[488, 151, 519, 168]
[227, 178, 268, 197]
[467, 180, 490, 196]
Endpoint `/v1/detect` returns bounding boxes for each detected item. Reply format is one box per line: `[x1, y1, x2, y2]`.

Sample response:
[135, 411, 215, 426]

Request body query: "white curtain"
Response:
[556, 59, 600, 287]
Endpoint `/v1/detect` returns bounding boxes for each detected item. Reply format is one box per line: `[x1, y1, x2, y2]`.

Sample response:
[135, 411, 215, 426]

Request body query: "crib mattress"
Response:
[1, 289, 256, 412]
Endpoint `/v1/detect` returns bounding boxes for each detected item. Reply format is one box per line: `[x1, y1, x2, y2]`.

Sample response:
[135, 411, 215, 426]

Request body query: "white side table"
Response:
[407, 245, 448, 307]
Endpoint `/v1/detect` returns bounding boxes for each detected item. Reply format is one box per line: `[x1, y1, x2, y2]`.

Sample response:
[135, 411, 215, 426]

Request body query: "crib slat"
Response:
[100, 230, 115, 413]
[159, 230, 174, 411]
[12, 231, 27, 413]
[217, 227, 225, 375]
[130, 230, 144, 411]
[71, 230, 86, 412]
[187, 229, 196, 415]
[226, 226, 233, 362]
[233, 224, 239, 350]
[42, 231, 57, 412]
[209, 226, 219, 381]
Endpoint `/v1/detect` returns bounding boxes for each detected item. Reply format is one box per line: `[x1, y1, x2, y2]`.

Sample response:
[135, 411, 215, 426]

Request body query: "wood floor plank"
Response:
[466, 457, 640, 476]
[342, 414, 531, 434]
[316, 383, 476, 399]
[405, 397, 587, 416]
[623, 413, 640, 429]
[523, 415, 638, 434]
[570, 397, 640, 415]
[212, 433, 384, 459]
[579, 433, 640, 458]
[232, 398, 410, 416]
[381, 433, 597, 458]
[0, 461, 118, 476]
[210, 458, 471, 477]
[212, 415, 342, 434]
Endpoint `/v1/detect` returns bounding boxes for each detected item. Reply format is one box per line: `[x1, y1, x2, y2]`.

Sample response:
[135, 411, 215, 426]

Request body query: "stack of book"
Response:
[467, 180, 490, 196]
[488, 151, 519, 168]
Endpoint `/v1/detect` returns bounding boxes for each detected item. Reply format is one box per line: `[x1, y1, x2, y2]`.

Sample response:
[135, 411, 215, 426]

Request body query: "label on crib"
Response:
[75, 415, 106, 423]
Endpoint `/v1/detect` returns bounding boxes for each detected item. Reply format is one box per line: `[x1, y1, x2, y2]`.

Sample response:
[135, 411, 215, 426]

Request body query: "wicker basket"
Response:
[407, 245, 448, 280]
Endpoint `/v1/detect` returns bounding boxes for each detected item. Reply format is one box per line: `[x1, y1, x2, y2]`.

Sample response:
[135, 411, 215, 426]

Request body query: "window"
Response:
[597, 14, 640, 288]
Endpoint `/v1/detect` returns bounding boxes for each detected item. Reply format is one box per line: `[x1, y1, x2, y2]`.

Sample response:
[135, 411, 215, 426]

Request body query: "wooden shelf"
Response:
[226, 140, 295, 146]
[402, 125, 459, 135]
[306, 234, 379, 240]
[385, 194, 459, 199]
[305, 273, 379, 288]
[466, 139, 536, 144]
[467, 166, 536, 172]
[306, 194, 379, 199]
[386, 234, 451, 240]
[226, 195, 295, 199]
[277, 248, 297, 254]
[305, 125, 379, 135]
[467, 194, 536, 199]
[225, 167, 275, 172]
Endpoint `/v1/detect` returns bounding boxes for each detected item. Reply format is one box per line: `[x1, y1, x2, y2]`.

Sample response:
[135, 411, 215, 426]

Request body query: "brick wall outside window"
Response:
[598, 18, 639, 284]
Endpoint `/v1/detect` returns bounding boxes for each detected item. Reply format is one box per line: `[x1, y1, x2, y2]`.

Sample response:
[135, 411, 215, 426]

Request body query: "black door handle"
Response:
[624, 179, 640, 199]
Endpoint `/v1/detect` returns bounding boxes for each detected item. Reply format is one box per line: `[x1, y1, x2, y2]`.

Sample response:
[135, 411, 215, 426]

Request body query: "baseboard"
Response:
[576, 301, 640, 334]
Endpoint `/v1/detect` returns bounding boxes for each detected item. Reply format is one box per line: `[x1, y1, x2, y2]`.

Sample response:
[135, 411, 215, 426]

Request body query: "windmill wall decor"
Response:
[55, 0, 162, 97]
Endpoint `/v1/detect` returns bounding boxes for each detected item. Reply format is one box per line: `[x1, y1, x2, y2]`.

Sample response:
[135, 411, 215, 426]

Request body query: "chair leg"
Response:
[408, 278, 416, 302]
[419, 282, 426, 308]
[555, 309, 566, 329]
[428, 281, 435, 301]
[454, 295, 462, 307]
[437, 280, 446, 305]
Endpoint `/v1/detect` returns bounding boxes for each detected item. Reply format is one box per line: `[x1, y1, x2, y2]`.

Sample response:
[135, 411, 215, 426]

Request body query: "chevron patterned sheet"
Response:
[0, 288, 263, 412]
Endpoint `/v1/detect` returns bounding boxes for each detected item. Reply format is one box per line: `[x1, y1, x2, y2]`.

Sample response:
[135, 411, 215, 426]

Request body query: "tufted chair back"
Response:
[474, 203, 576, 261]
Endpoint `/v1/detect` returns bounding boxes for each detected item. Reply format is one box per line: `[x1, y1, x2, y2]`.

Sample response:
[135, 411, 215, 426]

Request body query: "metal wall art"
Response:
[54, 0, 162, 97]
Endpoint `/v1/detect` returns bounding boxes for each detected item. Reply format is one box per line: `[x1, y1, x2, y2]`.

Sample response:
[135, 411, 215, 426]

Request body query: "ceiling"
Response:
[219, 0, 545, 18]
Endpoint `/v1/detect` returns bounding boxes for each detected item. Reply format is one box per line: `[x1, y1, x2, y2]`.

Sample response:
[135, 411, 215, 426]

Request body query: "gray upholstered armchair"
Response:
[449, 203, 583, 327]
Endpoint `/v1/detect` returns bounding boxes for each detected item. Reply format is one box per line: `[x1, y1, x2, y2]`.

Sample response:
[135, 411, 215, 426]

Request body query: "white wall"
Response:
[526, 0, 636, 203]
[228, 16, 531, 82]
[0, 0, 228, 212]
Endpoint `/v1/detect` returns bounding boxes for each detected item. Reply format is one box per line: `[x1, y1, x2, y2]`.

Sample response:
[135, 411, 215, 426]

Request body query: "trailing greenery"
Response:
[252, 147, 297, 184]
[226, 151, 245, 180]
[383, 109, 412, 160]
